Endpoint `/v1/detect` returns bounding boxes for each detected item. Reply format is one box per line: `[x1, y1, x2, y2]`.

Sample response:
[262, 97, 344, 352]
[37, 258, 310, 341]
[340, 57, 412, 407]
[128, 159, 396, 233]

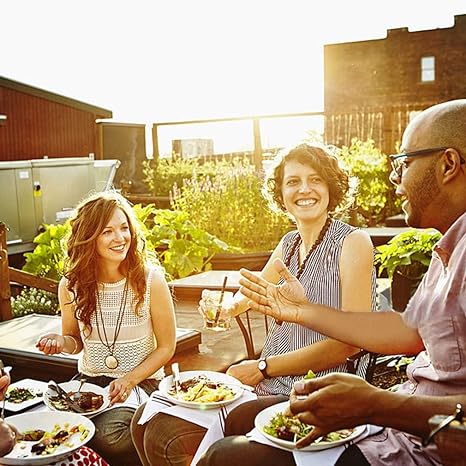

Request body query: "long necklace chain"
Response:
[95, 279, 128, 369]
[284, 217, 332, 281]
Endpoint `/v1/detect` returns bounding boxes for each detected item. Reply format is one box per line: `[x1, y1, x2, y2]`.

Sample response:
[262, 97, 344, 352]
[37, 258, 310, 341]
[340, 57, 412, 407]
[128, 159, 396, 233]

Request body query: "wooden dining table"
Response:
[168, 270, 258, 301]
[0, 313, 201, 383]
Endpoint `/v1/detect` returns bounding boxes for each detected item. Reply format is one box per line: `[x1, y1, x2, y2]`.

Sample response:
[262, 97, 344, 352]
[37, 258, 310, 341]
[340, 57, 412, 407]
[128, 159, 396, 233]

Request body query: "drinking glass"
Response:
[199, 290, 234, 331]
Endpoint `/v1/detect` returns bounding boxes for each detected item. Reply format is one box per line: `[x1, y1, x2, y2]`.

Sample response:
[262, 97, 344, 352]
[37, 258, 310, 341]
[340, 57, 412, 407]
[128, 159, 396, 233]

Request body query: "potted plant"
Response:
[375, 228, 442, 311]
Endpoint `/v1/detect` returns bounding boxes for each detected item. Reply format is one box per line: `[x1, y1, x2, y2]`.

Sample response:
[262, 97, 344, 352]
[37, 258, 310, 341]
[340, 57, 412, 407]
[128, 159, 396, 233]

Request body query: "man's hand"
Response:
[289, 373, 381, 448]
[227, 360, 263, 386]
[239, 258, 308, 323]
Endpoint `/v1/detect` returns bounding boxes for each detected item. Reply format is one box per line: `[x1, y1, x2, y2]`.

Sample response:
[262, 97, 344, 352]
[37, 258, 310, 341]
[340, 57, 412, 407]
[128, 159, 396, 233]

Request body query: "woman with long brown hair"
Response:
[37, 191, 176, 466]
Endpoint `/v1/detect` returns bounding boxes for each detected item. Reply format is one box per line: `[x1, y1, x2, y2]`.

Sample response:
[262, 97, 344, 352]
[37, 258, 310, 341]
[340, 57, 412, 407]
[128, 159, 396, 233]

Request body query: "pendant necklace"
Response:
[96, 279, 129, 370]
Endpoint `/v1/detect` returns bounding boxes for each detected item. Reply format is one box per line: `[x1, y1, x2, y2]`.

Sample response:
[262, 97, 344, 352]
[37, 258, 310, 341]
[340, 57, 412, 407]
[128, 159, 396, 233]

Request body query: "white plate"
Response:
[0, 411, 95, 465]
[254, 401, 367, 451]
[44, 380, 110, 416]
[4, 379, 47, 413]
[158, 370, 243, 409]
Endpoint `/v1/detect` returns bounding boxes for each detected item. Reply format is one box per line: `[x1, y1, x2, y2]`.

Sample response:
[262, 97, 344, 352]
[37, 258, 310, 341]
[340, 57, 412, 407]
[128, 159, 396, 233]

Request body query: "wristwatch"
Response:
[258, 358, 269, 379]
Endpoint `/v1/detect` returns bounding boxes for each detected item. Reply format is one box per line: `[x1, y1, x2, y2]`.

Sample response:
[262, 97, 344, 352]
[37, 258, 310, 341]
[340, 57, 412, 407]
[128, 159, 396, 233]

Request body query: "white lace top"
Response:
[77, 268, 164, 380]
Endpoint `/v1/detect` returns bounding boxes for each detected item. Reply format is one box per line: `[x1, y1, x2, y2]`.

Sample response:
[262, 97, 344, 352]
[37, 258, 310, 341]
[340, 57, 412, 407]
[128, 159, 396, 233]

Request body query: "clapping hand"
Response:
[239, 258, 308, 324]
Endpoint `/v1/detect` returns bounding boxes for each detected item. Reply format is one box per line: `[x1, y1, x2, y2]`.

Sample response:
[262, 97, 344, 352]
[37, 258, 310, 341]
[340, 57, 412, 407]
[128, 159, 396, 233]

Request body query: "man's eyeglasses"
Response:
[390, 147, 465, 179]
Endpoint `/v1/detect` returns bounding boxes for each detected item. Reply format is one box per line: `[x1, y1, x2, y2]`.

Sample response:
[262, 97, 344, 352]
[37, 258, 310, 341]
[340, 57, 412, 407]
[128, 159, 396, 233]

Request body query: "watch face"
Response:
[258, 360, 266, 370]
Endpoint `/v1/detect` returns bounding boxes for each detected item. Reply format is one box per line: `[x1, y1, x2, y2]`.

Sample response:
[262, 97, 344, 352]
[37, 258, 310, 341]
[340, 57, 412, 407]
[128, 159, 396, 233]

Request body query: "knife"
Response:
[48, 380, 86, 413]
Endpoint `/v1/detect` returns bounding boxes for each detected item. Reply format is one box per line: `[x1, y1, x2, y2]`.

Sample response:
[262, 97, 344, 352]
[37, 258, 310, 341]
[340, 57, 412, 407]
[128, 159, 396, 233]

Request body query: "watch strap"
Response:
[258, 358, 269, 379]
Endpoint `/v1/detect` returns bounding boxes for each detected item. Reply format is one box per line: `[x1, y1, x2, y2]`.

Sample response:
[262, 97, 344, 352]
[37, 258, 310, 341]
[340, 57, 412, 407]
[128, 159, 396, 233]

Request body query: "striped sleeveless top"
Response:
[256, 219, 377, 396]
[78, 268, 164, 380]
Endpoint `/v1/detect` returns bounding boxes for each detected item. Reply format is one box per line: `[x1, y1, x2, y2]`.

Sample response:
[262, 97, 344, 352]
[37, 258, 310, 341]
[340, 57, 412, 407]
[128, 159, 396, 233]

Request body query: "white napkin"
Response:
[138, 389, 257, 465]
[247, 424, 383, 466]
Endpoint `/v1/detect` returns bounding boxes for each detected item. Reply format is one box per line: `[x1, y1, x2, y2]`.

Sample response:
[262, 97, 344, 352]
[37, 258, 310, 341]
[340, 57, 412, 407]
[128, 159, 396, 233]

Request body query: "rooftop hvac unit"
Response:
[0, 157, 120, 254]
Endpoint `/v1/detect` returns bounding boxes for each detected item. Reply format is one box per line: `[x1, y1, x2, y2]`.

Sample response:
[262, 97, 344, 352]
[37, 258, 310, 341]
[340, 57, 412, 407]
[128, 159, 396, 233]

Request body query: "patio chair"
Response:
[235, 310, 270, 360]
[346, 349, 379, 383]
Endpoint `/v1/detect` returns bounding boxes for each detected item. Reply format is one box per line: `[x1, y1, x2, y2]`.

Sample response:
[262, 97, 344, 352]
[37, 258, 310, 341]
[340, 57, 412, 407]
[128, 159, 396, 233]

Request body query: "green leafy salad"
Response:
[6, 387, 42, 403]
[263, 413, 355, 443]
[263, 369, 354, 444]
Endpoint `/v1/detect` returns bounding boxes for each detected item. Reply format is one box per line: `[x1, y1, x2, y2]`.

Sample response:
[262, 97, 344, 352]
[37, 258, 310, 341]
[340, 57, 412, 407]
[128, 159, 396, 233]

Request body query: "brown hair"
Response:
[264, 143, 352, 217]
[64, 191, 147, 326]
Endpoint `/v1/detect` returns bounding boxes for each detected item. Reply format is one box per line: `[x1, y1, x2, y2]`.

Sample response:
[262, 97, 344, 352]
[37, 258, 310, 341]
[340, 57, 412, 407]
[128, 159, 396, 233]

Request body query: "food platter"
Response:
[254, 401, 367, 451]
[4, 379, 47, 413]
[158, 370, 243, 409]
[0, 411, 95, 465]
[44, 380, 109, 416]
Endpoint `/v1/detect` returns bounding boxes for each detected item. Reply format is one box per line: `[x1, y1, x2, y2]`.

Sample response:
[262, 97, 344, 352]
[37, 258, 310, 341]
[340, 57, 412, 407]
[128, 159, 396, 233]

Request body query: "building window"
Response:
[421, 56, 435, 82]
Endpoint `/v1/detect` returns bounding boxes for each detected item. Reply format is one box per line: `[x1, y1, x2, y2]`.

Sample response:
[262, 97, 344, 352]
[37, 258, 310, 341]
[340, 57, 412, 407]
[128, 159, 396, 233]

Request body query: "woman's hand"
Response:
[227, 360, 263, 386]
[35, 333, 64, 355]
[0, 372, 19, 457]
[289, 373, 379, 448]
[0, 419, 19, 457]
[0, 372, 10, 401]
[108, 376, 135, 405]
[239, 258, 308, 324]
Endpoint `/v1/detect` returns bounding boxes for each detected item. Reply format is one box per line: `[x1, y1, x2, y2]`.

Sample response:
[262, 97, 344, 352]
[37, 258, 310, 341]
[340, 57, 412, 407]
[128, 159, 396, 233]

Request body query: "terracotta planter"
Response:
[391, 271, 419, 312]
[210, 251, 271, 271]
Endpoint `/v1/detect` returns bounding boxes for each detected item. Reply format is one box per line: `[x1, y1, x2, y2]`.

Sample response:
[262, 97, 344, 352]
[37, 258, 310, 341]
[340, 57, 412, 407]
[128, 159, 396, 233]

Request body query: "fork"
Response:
[74, 376, 87, 401]
[171, 363, 181, 395]
[0, 359, 5, 419]
[423, 403, 464, 446]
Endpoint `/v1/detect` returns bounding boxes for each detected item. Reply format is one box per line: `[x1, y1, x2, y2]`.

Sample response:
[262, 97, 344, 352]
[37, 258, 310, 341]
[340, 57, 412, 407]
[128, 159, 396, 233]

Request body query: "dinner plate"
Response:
[158, 370, 243, 409]
[44, 380, 110, 416]
[4, 379, 47, 413]
[254, 401, 367, 451]
[0, 411, 95, 465]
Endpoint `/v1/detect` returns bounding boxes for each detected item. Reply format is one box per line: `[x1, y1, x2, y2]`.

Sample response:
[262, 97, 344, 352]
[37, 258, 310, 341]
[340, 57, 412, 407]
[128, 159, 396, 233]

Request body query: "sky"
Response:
[4, 0, 466, 121]
[3, 1, 466, 154]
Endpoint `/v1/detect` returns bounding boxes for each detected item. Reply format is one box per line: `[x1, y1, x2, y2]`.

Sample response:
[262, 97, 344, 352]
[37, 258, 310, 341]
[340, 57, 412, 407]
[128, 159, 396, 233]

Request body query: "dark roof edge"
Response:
[0, 76, 113, 118]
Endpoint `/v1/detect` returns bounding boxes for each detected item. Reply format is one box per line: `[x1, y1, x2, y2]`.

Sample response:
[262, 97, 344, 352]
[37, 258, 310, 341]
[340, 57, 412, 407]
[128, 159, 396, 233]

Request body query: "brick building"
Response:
[323, 14, 466, 154]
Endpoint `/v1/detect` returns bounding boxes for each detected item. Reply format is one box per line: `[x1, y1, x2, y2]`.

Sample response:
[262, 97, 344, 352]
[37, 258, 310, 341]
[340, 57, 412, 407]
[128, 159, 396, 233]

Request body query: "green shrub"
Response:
[22, 223, 69, 280]
[339, 138, 401, 226]
[171, 158, 293, 252]
[11, 287, 60, 317]
[142, 156, 246, 197]
[134, 205, 233, 279]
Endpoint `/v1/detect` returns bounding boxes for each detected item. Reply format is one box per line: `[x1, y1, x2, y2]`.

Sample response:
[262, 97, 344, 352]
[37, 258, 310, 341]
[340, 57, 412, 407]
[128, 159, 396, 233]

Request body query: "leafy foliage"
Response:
[134, 205, 233, 279]
[338, 138, 401, 226]
[11, 287, 60, 317]
[22, 223, 69, 280]
[171, 157, 293, 252]
[142, 156, 243, 197]
[375, 228, 442, 280]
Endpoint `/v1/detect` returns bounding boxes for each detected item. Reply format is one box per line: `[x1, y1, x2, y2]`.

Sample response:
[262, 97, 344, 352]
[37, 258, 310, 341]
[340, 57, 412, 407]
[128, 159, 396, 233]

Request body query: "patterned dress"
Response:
[78, 268, 164, 380]
[256, 219, 377, 396]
